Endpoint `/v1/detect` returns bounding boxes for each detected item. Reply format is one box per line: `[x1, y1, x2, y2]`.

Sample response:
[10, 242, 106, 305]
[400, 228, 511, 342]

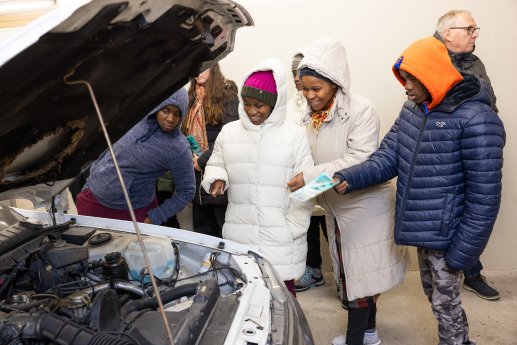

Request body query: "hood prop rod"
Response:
[63, 70, 174, 345]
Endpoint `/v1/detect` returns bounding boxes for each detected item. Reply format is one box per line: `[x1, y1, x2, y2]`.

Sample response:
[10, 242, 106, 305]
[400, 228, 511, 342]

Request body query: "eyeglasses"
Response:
[449, 26, 480, 35]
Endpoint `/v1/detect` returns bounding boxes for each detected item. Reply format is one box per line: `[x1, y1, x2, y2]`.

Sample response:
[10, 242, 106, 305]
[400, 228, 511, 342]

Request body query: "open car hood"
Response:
[0, 0, 252, 206]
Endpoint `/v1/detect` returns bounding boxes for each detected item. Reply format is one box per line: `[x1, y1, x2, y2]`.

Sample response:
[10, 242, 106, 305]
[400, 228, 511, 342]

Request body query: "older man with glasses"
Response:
[434, 9, 501, 301]
[434, 10, 497, 113]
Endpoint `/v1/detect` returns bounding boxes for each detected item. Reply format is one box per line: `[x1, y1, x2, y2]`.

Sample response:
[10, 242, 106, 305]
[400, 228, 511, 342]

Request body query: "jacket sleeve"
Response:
[147, 144, 196, 225]
[286, 129, 315, 239]
[333, 117, 400, 192]
[445, 111, 505, 270]
[201, 127, 229, 193]
[303, 101, 380, 182]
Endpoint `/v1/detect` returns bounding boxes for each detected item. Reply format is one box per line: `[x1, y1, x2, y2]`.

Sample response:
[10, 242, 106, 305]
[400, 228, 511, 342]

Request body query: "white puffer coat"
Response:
[299, 37, 409, 300]
[202, 58, 314, 281]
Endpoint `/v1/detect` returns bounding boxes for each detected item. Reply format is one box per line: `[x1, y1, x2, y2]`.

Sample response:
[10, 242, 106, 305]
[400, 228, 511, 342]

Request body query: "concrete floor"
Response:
[297, 249, 517, 345]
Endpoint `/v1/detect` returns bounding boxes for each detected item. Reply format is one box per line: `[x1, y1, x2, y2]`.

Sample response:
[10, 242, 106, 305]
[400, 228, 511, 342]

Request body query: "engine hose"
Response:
[7, 297, 51, 312]
[120, 282, 198, 318]
[78, 280, 146, 297]
[36, 314, 134, 345]
[88, 333, 136, 345]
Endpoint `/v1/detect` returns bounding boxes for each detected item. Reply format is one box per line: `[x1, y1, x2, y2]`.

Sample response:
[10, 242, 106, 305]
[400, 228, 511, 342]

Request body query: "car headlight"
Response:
[258, 258, 315, 345]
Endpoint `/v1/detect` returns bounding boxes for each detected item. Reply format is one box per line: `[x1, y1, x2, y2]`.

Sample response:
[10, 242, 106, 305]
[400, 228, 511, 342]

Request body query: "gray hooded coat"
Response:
[299, 37, 408, 300]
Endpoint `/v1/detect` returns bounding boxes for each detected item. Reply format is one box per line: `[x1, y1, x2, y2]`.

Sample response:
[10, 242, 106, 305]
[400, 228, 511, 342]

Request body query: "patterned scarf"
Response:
[310, 95, 336, 132]
[185, 84, 209, 152]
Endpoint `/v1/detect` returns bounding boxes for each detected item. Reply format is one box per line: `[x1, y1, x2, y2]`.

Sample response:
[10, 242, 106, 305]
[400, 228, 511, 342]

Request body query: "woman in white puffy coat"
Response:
[288, 37, 409, 345]
[201, 58, 314, 296]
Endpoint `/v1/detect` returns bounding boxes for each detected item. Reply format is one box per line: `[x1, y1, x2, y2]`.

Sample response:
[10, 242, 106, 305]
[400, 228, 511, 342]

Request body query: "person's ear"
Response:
[443, 28, 453, 43]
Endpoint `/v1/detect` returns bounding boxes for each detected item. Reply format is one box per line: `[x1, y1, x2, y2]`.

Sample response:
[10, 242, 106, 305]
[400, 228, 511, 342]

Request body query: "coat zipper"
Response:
[395, 103, 429, 232]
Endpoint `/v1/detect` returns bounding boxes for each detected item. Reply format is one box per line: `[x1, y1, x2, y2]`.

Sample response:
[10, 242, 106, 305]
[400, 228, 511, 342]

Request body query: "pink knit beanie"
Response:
[241, 70, 277, 107]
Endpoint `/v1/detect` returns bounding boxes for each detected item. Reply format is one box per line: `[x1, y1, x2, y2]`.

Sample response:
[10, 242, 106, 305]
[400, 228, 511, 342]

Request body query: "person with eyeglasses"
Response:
[434, 9, 501, 302]
[434, 10, 497, 113]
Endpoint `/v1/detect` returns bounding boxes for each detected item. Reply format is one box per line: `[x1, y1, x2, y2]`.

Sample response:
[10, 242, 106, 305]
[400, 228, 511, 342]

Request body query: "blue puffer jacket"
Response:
[334, 73, 505, 271]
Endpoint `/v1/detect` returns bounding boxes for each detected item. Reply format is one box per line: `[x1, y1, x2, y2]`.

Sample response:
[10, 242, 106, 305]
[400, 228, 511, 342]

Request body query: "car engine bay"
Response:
[0, 209, 249, 345]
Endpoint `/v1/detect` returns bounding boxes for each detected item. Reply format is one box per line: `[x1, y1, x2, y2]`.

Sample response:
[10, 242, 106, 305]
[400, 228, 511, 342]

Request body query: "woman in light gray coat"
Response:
[288, 37, 408, 345]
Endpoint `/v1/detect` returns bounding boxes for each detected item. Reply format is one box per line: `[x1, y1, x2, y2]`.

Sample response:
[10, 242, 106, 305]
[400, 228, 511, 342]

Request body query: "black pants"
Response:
[192, 203, 227, 238]
[464, 259, 483, 279]
[346, 303, 377, 345]
[306, 215, 328, 268]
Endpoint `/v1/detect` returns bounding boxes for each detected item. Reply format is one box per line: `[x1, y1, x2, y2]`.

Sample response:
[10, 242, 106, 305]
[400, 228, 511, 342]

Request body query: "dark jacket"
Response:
[334, 38, 505, 271]
[193, 81, 239, 205]
[434, 31, 498, 112]
[84, 89, 195, 225]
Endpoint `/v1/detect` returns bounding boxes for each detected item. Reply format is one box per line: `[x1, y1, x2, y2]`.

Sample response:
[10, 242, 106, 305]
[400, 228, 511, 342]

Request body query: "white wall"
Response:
[220, 0, 517, 270]
[2, 1, 515, 270]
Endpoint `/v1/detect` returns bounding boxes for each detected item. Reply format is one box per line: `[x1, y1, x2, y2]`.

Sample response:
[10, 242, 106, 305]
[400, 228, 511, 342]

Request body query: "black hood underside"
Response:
[0, 0, 251, 198]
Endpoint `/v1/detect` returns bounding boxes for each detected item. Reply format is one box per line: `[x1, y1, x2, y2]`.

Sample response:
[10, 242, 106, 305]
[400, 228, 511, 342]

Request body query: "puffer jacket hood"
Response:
[393, 36, 463, 110]
[435, 72, 489, 114]
[238, 58, 287, 130]
[298, 36, 351, 118]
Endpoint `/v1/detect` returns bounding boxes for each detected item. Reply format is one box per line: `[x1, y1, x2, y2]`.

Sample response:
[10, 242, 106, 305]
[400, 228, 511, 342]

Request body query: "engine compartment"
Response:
[0, 221, 245, 345]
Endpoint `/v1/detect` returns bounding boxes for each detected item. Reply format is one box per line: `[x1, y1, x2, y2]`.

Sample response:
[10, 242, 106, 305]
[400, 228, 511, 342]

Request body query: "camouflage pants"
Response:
[417, 248, 475, 345]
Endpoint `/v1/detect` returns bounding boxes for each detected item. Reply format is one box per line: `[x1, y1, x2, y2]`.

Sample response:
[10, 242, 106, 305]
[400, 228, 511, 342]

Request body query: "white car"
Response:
[0, 1, 315, 344]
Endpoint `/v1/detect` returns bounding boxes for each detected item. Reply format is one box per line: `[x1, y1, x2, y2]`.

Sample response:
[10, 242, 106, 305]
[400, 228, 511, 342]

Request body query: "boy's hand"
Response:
[287, 173, 305, 192]
[210, 180, 226, 197]
[333, 178, 349, 194]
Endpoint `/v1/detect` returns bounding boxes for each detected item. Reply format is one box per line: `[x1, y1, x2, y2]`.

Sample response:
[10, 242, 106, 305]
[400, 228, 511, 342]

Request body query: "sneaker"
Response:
[462, 275, 500, 300]
[294, 266, 325, 292]
[331, 329, 381, 345]
[363, 329, 381, 345]
[331, 334, 346, 345]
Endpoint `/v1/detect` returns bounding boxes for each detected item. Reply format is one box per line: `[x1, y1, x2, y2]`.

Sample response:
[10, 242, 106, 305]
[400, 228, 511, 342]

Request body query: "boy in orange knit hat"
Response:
[332, 36, 505, 345]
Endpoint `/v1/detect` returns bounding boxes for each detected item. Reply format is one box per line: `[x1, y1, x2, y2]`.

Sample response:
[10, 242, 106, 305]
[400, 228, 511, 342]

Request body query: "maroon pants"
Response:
[76, 189, 158, 222]
[284, 279, 296, 297]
